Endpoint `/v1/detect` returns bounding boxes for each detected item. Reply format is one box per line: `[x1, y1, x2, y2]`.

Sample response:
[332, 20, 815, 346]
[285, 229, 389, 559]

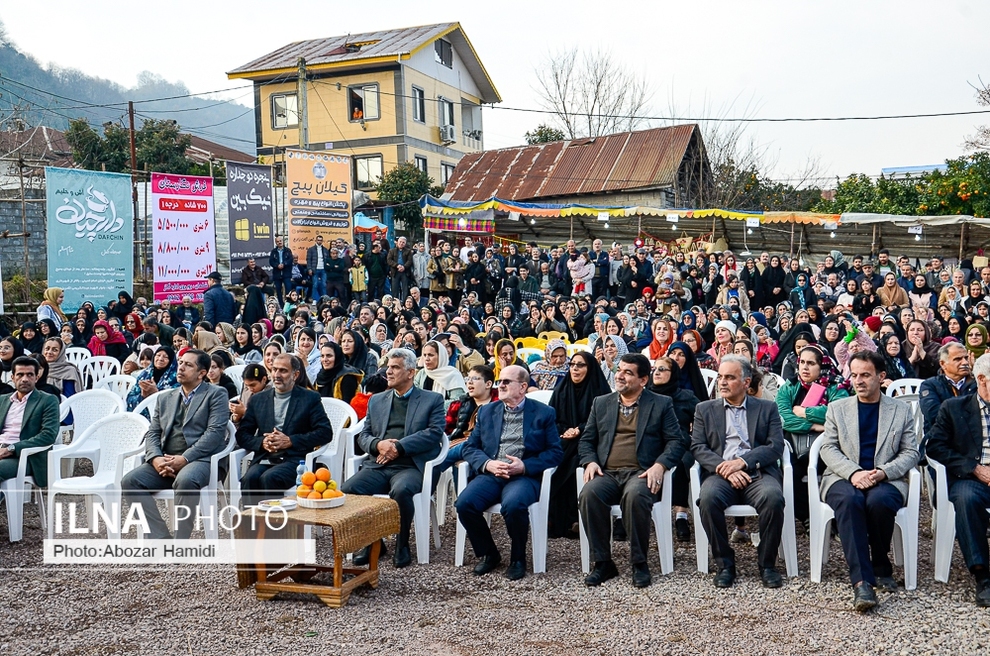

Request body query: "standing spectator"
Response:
[268, 236, 294, 305]
[590, 239, 610, 299]
[363, 241, 388, 301]
[305, 234, 330, 300]
[350, 255, 368, 303]
[203, 272, 236, 327]
[412, 241, 430, 297]
[387, 236, 415, 301]
[325, 247, 349, 303]
[442, 242, 465, 307]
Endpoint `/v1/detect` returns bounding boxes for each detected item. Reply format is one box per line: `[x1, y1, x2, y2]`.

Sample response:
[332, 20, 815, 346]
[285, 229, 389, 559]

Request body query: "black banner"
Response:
[226, 162, 275, 274]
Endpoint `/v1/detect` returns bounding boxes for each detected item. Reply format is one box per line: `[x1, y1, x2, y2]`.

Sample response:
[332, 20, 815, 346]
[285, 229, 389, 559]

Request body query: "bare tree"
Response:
[966, 78, 990, 151]
[534, 48, 653, 139]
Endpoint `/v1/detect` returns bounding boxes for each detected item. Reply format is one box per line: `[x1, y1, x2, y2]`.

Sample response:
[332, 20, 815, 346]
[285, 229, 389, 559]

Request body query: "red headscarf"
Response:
[87, 319, 128, 356]
[648, 318, 675, 360]
[125, 312, 145, 339]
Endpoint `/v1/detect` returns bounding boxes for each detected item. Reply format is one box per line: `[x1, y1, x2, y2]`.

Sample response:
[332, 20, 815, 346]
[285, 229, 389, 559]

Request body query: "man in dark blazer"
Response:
[927, 352, 990, 606]
[269, 235, 294, 304]
[578, 353, 686, 588]
[121, 349, 229, 539]
[341, 347, 445, 568]
[457, 365, 562, 581]
[0, 356, 60, 488]
[236, 353, 333, 506]
[306, 234, 330, 300]
[692, 354, 786, 589]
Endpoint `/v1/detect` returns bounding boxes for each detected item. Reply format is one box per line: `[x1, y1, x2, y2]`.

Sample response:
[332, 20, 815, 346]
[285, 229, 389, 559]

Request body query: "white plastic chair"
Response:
[47, 413, 150, 538]
[81, 356, 121, 388]
[347, 434, 449, 565]
[1, 443, 52, 541]
[313, 398, 359, 485]
[95, 374, 137, 401]
[771, 373, 786, 390]
[525, 390, 553, 405]
[454, 462, 556, 573]
[807, 435, 920, 590]
[927, 455, 986, 583]
[701, 369, 718, 398]
[886, 378, 923, 398]
[690, 445, 799, 577]
[131, 392, 160, 420]
[576, 465, 676, 575]
[65, 347, 91, 368]
[58, 390, 126, 475]
[150, 422, 237, 540]
[225, 365, 246, 394]
[516, 347, 544, 366]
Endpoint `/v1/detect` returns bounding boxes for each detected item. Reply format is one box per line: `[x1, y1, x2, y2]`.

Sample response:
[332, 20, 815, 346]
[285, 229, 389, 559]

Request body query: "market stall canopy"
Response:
[354, 212, 388, 235]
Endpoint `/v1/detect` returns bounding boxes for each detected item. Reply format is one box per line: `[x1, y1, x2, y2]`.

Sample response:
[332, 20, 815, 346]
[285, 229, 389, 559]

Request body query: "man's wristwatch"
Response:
[3, 444, 16, 454]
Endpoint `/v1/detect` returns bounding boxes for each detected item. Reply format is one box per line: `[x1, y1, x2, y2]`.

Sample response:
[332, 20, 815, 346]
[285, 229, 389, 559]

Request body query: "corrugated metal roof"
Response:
[445, 124, 699, 202]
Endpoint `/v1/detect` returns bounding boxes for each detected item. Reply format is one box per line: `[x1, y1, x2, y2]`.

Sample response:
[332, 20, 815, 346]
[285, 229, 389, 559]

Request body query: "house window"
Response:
[414, 156, 428, 173]
[434, 39, 452, 68]
[349, 84, 379, 121]
[412, 86, 426, 123]
[271, 93, 298, 129]
[438, 98, 455, 127]
[354, 155, 384, 190]
[440, 162, 456, 186]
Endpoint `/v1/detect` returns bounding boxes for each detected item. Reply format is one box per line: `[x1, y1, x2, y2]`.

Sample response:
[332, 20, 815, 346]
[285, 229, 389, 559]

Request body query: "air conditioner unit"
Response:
[439, 124, 456, 144]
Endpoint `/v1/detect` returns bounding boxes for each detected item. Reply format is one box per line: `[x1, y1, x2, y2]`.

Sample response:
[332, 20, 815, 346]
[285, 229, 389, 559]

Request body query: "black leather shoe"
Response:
[876, 575, 898, 592]
[714, 566, 736, 588]
[976, 579, 990, 607]
[584, 560, 619, 587]
[761, 567, 783, 589]
[632, 562, 652, 588]
[353, 539, 386, 566]
[675, 517, 691, 542]
[473, 552, 502, 576]
[853, 581, 878, 612]
[504, 560, 527, 581]
[392, 545, 411, 569]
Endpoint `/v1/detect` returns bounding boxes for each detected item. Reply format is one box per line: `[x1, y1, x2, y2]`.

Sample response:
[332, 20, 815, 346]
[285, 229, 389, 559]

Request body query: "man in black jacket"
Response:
[203, 272, 236, 326]
[268, 236, 294, 304]
[363, 241, 388, 301]
[236, 353, 333, 506]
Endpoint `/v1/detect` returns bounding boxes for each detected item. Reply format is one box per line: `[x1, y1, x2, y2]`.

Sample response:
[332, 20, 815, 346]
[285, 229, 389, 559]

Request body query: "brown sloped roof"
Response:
[186, 135, 255, 165]
[0, 126, 73, 166]
[444, 124, 700, 202]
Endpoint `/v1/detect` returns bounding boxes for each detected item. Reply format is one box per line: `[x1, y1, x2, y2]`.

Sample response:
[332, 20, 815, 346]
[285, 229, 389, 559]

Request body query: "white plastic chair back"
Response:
[525, 390, 553, 405]
[131, 392, 160, 420]
[886, 378, 923, 398]
[516, 347, 544, 365]
[81, 413, 150, 476]
[65, 347, 91, 368]
[60, 390, 126, 442]
[701, 369, 718, 398]
[321, 397, 358, 438]
[95, 375, 137, 401]
[82, 356, 121, 388]
[225, 365, 246, 393]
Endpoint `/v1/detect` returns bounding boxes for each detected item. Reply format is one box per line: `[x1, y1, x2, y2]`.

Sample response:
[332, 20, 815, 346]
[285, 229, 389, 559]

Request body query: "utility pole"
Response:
[128, 101, 142, 285]
[297, 58, 309, 150]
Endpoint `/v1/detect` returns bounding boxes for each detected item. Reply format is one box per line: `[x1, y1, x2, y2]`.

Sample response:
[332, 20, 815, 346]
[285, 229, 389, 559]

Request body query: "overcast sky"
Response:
[3, 0, 989, 185]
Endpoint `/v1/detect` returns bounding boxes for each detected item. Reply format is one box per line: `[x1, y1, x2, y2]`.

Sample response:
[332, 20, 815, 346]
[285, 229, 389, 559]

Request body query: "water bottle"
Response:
[295, 460, 306, 486]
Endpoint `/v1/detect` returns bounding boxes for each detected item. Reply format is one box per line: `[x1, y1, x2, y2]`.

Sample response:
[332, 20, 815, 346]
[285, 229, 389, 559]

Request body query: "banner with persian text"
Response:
[284, 148, 352, 266]
[226, 162, 274, 275]
[45, 167, 133, 312]
[151, 173, 216, 303]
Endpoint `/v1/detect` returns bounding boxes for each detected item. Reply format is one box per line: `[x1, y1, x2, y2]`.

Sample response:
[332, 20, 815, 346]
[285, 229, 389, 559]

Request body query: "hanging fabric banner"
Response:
[284, 149, 352, 266]
[226, 162, 275, 274]
[45, 167, 133, 312]
[151, 172, 216, 303]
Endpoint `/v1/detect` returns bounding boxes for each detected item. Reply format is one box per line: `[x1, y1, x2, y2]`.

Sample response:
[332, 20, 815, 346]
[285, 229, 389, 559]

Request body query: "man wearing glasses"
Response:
[456, 365, 562, 580]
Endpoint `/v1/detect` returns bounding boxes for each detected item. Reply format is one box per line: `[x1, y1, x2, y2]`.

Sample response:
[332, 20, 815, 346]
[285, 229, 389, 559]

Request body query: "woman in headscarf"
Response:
[250, 323, 269, 350]
[122, 313, 144, 342]
[18, 321, 44, 354]
[37, 318, 59, 343]
[294, 327, 321, 382]
[706, 320, 736, 366]
[819, 318, 843, 362]
[762, 255, 787, 307]
[677, 310, 696, 337]
[492, 338, 530, 382]
[341, 328, 378, 377]
[965, 322, 990, 360]
[87, 319, 129, 363]
[878, 272, 910, 310]
[70, 316, 92, 348]
[548, 349, 610, 539]
[231, 323, 263, 365]
[879, 333, 917, 392]
[908, 273, 937, 319]
[208, 351, 240, 399]
[598, 334, 628, 390]
[903, 318, 942, 379]
[666, 340, 710, 402]
[215, 322, 237, 349]
[242, 284, 267, 327]
[648, 316, 675, 360]
[732, 338, 780, 402]
[0, 336, 25, 378]
[649, 356, 702, 541]
[191, 329, 227, 356]
[413, 339, 467, 409]
[680, 329, 716, 371]
[37, 287, 68, 329]
[126, 346, 178, 411]
[42, 337, 83, 396]
[946, 312, 968, 342]
[370, 322, 392, 353]
[779, 330, 816, 383]
[315, 341, 363, 404]
[788, 272, 816, 311]
[111, 291, 135, 322]
[773, 320, 814, 376]
[530, 339, 569, 391]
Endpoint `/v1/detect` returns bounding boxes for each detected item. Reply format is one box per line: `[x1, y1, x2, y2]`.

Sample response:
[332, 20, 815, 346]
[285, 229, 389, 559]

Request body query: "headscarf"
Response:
[879, 333, 915, 381]
[231, 325, 261, 357]
[343, 328, 374, 375]
[149, 346, 177, 384]
[18, 322, 44, 353]
[37, 318, 59, 342]
[965, 322, 990, 359]
[192, 329, 226, 355]
[71, 319, 92, 347]
[530, 339, 569, 391]
[315, 341, 346, 396]
[648, 318, 675, 360]
[44, 337, 83, 393]
[0, 337, 25, 372]
[549, 350, 611, 431]
[798, 344, 852, 395]
[773, 321, 816, 370]
[421, 339, 466, 396]
[648, 359, 682, 398]
[126, 347, 178, 411]
[493, 338, 518, 381]
[216, 322, 236, 347]
[87, 320, 127, 356]
[41, 287, 68, 323]
[667, 341, 709, 401]
[124, 313, 145, 339]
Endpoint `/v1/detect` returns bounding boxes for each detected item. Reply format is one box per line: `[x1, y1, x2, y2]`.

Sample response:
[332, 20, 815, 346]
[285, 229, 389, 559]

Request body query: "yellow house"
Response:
[227, 22, 501, 198]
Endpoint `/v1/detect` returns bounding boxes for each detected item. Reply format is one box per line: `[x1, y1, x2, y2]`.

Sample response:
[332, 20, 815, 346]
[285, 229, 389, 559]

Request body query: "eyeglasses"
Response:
[465, 376, 486, 383]
[568, 361, 587, 369]
[654, 367, 671, 373]
[496, 379, 522, 387]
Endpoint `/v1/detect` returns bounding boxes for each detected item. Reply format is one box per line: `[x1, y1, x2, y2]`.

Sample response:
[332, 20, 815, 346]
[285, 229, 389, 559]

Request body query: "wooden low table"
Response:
[236, 495, 400, 607]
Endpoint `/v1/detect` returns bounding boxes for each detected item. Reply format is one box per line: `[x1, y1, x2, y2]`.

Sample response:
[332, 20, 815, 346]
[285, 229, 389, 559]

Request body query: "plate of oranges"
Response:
[296, 467, 346, 509]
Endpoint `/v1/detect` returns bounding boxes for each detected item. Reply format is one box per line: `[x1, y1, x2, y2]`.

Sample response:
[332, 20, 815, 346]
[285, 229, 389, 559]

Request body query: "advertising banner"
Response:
[151, 173, 216, 303]
[46, 167, 133, 312]
[284, 148, 352, 266]
[226, 162, 274, 274]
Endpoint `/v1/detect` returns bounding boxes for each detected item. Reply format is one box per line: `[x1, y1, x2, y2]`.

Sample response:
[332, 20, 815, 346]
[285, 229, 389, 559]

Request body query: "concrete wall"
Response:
[0, 190, 47, 278]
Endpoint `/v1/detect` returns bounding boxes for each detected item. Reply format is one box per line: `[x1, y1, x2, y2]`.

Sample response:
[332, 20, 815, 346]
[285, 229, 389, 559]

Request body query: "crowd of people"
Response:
[3, 234, 990, 612]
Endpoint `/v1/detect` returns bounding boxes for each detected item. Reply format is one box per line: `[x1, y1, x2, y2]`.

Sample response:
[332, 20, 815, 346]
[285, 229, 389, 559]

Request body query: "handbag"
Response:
[786, 431, 816, 460]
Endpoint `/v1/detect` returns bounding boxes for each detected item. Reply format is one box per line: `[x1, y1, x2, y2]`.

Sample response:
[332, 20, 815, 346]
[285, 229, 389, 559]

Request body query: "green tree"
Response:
[918, 152, 990, 218]
[135, 119, 191, 174]
[64, 118, 192, 174]
[812, 173, 921, 215]
[712, 158, 822, 211]
[375, 162, 435, 238]
[524, 124, 566, 145]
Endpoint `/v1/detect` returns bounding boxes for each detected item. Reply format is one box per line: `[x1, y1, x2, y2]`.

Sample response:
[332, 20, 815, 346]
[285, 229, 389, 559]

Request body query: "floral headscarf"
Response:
[530, 339, 569, 390]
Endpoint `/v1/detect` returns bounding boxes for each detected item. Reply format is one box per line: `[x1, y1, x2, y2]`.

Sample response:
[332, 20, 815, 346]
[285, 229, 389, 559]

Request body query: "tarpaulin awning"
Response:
[354, 212, 389, 235]
[423, 215, 495, 233]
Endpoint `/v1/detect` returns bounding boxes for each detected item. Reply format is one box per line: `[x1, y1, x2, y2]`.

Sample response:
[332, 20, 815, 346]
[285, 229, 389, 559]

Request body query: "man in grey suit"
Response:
[692, 354, 786, 589]
[579, 353, 686, 588]
[341, 348, 445, 568]
[122, 349, 230, 539]
[819, 350, 919, 611]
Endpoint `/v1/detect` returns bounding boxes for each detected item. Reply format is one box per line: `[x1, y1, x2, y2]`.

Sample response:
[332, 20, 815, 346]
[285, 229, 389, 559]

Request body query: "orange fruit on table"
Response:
[296, 485, 311, 497]
[322, 489, 335, 499]
[313, 481, 327, 493]
[307, 491, 323, 500]
[315, 469, 331, 483]
[300, 471, 317, 486]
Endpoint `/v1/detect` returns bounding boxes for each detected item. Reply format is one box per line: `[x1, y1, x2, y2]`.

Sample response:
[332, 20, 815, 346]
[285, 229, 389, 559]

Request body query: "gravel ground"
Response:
[3, 495, 990, 656]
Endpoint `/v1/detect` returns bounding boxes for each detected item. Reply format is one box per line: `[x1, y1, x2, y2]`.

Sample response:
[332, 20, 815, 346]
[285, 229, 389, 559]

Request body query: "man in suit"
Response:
[236, 353, 333, 506]
[819, 350, 920, 611]
[269, 236, 294, 305]
[121, 349, 229, 539]
[0, 356, 60, 488]
[341, 347, 445, 568]
[203, 271, 236, 326]
[306, 234, 330, 301]
[387, 236, 415, 302]
[919, 342, 975, 446]
[578, 353, 686, 588]
[927, 352, 990, 606]
[692, 354, 787, 589]
[456, 365, 562, 581]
